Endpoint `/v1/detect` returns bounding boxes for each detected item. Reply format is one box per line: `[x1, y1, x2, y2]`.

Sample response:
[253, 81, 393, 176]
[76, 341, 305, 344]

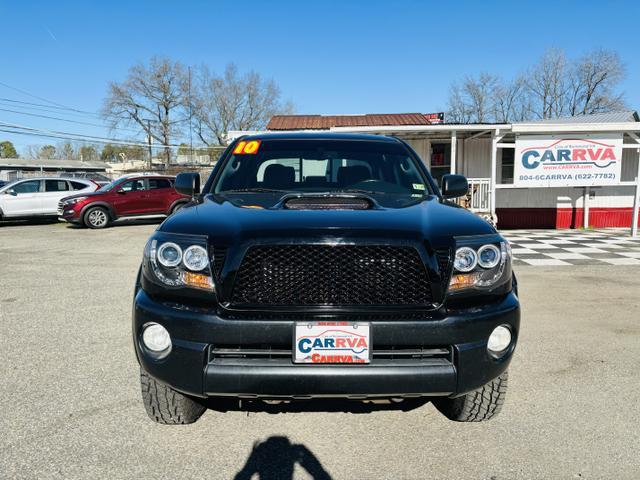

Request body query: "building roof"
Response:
[0, 158, 108, 171]
[518, 110, 639, 125]
[267, 113, 441, 130]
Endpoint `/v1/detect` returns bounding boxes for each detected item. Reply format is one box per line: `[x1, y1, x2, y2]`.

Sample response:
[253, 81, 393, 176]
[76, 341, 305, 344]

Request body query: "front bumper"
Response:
[133, 290, 520, 399]
[58, 204, 82, 222]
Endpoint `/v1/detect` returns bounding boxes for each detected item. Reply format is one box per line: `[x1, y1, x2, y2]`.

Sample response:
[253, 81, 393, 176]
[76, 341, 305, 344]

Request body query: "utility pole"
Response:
[147, 120, 153, 170]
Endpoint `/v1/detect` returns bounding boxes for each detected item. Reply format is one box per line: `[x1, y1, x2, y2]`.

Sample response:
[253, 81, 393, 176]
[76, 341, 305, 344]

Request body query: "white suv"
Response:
[0, 177, 98, 221]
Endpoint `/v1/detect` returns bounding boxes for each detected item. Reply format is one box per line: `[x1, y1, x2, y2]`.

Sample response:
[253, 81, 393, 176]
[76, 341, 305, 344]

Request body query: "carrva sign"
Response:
[514, 134, 623, 187]
[294, 322, 370, 364]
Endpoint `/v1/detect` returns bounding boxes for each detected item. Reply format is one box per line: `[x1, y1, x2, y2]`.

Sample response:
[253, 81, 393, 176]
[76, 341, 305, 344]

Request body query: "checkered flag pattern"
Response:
[501, 229, 640, 266]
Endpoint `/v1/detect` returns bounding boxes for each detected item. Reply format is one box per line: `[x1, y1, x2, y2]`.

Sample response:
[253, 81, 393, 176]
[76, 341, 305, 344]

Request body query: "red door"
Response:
[145, 178, 174, 214]
[111, 178, 149, 216]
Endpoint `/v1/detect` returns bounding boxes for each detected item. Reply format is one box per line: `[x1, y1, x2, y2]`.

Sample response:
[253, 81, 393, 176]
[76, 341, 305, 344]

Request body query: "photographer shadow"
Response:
[234, 436, 332, 480]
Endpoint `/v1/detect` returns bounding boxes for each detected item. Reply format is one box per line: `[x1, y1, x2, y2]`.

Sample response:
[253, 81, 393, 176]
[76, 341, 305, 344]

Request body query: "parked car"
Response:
[0, 177, 98, 221]
[61, 171, 112, 186]
[132, 133, 520, 425]
[59, 174, 190, 228]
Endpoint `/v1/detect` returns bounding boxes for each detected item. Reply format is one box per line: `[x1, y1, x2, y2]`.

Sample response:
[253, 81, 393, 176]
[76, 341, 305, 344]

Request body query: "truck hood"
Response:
[159, 193, 496, 248]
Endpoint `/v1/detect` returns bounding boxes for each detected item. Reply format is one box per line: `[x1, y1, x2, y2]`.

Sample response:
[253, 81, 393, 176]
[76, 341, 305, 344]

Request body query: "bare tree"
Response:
[525, 48, 570, 119]
[23, 145, 41, 159]
[39, 145, 56, 159]
[464, 73, 499, 123]
[493, 76, 530, 123]
[446, 73, 498, 123]
[446, 83, 472, 124]
[447, 47, 627, 123]
[567, 49, 625, 115]
[103, 56, 188, 167]
[56, 142, 77, 160]
[190, 64, 293, 145]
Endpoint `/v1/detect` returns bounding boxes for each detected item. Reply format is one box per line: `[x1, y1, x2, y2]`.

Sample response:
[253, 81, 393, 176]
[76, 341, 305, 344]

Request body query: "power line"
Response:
[0, 127, 184, 149]
[0, 96, 103, 116]
[0, 120, 184, 147]
[0, 107, 144, 133]
[0, 81, 87, 112]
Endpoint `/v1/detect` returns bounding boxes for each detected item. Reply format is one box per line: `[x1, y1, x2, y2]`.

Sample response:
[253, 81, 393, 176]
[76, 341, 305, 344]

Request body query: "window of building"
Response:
[45, 180, 69, 192]
[500, 148, 515, 184]
[430, 143, 451, 187]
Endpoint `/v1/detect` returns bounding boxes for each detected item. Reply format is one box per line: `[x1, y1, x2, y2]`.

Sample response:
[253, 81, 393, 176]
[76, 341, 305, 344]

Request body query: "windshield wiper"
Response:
[222, 188, 288, 193]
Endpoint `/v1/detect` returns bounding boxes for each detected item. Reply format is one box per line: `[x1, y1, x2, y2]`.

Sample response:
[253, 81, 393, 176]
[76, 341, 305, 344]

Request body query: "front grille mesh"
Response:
[231, 244, 432, 306]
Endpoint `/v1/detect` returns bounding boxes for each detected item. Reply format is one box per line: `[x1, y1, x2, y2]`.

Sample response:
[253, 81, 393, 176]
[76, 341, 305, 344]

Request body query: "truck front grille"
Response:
[230, 244, 432, 306]
[209, 344, 452, 363]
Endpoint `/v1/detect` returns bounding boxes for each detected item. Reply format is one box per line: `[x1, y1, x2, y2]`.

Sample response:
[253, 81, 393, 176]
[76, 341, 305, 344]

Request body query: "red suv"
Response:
[59, 174, 190, 228]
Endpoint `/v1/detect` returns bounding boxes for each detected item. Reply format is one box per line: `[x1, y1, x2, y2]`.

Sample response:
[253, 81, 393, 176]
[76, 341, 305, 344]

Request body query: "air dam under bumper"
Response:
[133, 290, 519, 399]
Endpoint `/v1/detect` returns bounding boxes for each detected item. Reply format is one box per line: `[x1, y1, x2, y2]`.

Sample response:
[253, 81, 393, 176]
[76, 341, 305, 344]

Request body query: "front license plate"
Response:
[294, 322, 370, 364]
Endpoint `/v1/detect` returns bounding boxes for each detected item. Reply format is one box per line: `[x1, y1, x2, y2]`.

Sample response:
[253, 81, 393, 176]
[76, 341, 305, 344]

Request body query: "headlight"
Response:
[63, 196, 87, 205]
[183, 245, 208, 271]
[142, 232, 214, 291]
[477, 244, 501, 268]
[449, 239, 511, 293]
[157, 242, 182, 267]
[453, 247, 477, 272]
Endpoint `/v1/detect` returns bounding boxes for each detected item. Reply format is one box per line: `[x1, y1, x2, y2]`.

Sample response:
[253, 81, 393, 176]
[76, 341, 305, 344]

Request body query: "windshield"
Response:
[0, 179, 21, 192]
[213, 139, 433, 196]
[97, 178, 124, 192]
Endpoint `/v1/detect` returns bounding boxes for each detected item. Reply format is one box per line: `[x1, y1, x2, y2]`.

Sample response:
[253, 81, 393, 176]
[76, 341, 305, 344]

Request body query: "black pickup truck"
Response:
[133, 133, 519, 424]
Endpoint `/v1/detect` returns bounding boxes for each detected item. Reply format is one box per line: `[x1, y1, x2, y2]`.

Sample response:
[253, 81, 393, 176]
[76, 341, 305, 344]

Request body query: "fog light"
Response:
[142, 323, 171, 352]
[487, 325, 512, 354]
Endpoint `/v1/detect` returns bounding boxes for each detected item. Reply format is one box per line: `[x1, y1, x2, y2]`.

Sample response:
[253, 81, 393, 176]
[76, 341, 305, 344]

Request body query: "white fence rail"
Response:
[465, 178, 491, 212]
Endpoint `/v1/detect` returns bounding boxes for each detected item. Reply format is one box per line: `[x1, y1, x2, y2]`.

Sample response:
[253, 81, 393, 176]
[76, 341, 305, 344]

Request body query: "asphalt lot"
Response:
[1, 221, 639, 479]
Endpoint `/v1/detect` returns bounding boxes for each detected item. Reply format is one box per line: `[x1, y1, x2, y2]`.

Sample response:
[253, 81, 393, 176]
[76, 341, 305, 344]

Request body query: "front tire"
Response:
[170, 202, 185, 215]
[84, 206, 110, 229]
[140, 368, 206, 425]
[433, 371, 508, 422]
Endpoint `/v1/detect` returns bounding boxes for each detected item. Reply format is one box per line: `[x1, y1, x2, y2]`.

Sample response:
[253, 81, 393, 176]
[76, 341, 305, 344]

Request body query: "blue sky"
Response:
[1, 0, 639, 153]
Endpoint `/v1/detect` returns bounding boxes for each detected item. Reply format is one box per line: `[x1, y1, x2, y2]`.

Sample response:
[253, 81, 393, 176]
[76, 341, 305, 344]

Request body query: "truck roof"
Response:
[238, 132, 402, 144]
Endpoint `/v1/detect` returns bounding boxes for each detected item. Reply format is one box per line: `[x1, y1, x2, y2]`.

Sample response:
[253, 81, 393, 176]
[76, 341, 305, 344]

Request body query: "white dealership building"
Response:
[251, 111, 640, 230]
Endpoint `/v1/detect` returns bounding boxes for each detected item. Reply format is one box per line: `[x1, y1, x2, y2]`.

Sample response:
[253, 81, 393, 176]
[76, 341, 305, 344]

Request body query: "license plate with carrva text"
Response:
[294, 322, 370, 364]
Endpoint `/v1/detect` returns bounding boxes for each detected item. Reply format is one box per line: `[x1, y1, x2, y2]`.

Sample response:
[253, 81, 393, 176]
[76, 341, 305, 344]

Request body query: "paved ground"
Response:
[1, 221, 639, 479]
[504, 228, 640, 266]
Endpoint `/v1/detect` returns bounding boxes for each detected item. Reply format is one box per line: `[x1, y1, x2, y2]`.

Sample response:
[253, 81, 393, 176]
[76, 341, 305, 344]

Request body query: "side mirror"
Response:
[6, 189, 17, 196]
[441, 174, 468, 199]
[175, 172, 201, 197]
[117, 189, 127, 195]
